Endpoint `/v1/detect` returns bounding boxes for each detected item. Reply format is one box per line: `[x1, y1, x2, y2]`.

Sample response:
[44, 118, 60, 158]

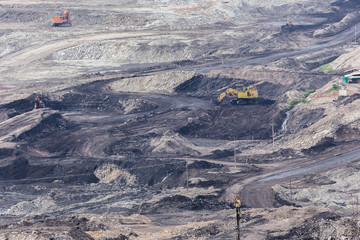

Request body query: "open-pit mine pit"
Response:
[1, 0, 360, 239]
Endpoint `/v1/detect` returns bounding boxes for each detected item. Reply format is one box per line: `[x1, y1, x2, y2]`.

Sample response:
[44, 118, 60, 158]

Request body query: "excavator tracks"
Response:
[229, 98, 275, 105]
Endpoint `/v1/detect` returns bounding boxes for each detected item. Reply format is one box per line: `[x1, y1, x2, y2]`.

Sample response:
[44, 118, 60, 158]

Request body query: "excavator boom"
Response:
[218, 92, 227, 103]
[217, 86, 259, 105]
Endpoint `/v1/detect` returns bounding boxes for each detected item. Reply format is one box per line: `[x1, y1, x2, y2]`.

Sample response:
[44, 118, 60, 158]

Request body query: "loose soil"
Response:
[2, 0, 360, 239]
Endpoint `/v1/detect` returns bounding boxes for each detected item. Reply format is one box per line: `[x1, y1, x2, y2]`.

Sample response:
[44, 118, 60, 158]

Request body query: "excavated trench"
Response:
[5, 67, 353, 228]
[4, 36, 350, 233]
[2, 0, 360, 238]
[0, 82, 287, 223]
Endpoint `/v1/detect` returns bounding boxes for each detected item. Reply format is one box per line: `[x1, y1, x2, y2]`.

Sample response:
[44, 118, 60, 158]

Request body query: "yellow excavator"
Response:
[217, 85, 274, 105]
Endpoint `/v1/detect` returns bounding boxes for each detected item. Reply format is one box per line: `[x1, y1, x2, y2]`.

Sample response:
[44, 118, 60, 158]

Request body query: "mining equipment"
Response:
[343, 71, 360, 83]
[34, 96, 44, 109]
[216, 85, 275, 105]
[51, 10, 72, 27]
[281, 19, 294, 31]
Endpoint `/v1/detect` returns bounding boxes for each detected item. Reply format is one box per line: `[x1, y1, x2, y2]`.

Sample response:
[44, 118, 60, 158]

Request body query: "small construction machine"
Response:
[216, 85, 275, 105]
[217, 85, 258, 105]
[281, 19, 294, 31]
[51, 10, 71, 27]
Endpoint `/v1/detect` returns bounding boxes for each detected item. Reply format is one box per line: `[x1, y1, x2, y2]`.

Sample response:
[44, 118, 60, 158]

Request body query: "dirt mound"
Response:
[174, 74, 253, 97]
[268, 212, 359, 240]
[51, 39, 202, 64]
[94, 163, 137, 185]
[100, 159, 187, 186]
[0, 8, 50, 24]
[150, 130, 201, 156]
[335, 124, 360, 142]
[110, 71, 196, 94]
[139, 194, 229, 214]
[0, 214, 136, 240]
[277, 95, 360, 151]
[0, 108, 63, 150]
[15, 112, 69, 141]
[5, 196, 57, 217]
[119, 98, 158, 114]
[0, 97, 34, 118]
[70, 9, 145, 29]
[313, 10, 360, 38]
[174, 74, 282, 104]
[189, 160, 223, 169]
[46, 93, 124, 113]
[273, 159, 360, 216]
[0, 148, 13, 158]
[177, 105, 285, 140]
[329, 45, 360, 70]
[0, 156, 98, 184]
[285, 108, 325, 134]
[0, 157, 29, 180]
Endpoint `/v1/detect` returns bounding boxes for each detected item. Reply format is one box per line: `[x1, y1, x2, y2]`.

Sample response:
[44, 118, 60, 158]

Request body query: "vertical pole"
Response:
[251, 116, 254, 141]
[355, 25, 357, 42]
[356, 197, 359, 217]
[234, 141, 237, 170]
[351, 194, 355, 219]
[186, 162, 189, 191]
[235, 197, 241, 240]
[271, 123, 275, 150]
[290, 179, 293, 204]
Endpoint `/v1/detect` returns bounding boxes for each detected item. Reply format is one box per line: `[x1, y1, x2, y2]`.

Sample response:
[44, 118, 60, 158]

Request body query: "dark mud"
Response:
[301, 137, 338, 155]
[335, 125, 360, 142]
[1, 95, 36, 118]
[174, 74, 282, 102]
[0, 156, 98, 184]
[139, 194, 230, 214]
[178, 105, 286, 140]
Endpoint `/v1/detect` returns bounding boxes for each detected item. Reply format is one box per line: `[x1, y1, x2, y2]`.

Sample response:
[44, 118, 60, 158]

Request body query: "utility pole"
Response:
[357, 197, 359, 218]
[290, 179, 293, 204]
[186, 162, 189, 191]
[351, 193, 355, 219]
[234, 196, 241, 240]
[355, 25, 357, 43]
[271, 123, 276, 150]
[234, 141, 237, 170]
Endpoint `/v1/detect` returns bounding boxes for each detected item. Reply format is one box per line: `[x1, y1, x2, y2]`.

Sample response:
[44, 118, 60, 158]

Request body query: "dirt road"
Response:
[240, 147, 360, 208]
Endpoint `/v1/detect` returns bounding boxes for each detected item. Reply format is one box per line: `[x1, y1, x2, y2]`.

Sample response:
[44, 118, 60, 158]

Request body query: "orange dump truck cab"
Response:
[51, 10, 71, 27]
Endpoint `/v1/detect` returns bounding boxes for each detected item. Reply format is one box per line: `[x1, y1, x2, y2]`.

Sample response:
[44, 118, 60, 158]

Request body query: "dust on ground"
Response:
[1, 0, 360, 239]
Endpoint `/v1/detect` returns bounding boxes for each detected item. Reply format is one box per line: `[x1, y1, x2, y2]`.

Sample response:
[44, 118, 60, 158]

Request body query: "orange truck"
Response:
[51, 10, 71, 27]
